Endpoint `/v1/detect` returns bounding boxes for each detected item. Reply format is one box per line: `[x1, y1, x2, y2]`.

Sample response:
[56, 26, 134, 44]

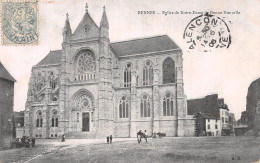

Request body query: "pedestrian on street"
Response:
[144, 130, 148, 142]
[110, 135, 113, 144]
[61, 134, 65, 142]
[106, 136, 109, 144]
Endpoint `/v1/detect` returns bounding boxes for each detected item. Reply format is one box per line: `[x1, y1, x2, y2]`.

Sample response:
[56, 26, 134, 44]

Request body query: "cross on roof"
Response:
[85, 3, 88, 12]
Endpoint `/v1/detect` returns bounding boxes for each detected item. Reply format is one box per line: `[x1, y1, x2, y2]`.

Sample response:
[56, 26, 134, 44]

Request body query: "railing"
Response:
[75, 73, 95, 81]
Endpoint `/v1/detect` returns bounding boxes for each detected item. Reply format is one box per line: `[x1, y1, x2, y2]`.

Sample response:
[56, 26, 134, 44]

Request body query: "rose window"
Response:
[76, 95, 92, 110]
[77, 51, 95, 73]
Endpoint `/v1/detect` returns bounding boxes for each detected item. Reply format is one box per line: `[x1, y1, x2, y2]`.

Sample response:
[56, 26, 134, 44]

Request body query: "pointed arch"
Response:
[119, 96, 129, 118]
[140, 93, 151, 117]
[143, 60, 153, 86]
[163, 57, 175, 84]
[51, 109, 58, 127]
[163, 92, 174, 116]
[124, 63, 132, 87]
[36, 110, 43, 127]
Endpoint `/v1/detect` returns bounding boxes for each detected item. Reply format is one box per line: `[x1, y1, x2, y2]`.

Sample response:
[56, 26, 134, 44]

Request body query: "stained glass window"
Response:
[124, 63, 132, 87]
[51, 110, 58, 127]
[119, 96, 128, 118]
[163, 92, 174, 116]
[140, 94, 151, 117]
[163, 58, 175, 84]
[36, 110, 42, 127]
[143, 61, 153, 86]
[77, 50, 96, 73]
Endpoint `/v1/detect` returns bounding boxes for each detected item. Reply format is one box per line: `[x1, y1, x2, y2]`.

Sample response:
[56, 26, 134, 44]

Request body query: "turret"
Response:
[62, 13, 72, 43]
[100, 6, 109, 38]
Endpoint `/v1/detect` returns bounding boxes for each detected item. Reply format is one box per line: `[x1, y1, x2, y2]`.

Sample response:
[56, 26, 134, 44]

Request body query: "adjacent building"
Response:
[246, 77, 260, 136]
[0, 61, 15, 148]
[188, 94, 230, 136]
[24, 5, 194, 139]
[194, 112, 221, 136]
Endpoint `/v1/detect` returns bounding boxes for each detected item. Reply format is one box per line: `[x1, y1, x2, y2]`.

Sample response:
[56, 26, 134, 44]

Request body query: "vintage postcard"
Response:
[0, 0, 260, 162]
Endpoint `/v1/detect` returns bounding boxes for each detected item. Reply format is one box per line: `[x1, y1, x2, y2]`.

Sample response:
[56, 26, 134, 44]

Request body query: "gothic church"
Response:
[24, 4, 194, 138]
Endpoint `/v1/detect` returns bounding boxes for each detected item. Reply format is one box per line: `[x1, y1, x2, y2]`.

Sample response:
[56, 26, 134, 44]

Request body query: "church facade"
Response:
[24, 5, 194, 138]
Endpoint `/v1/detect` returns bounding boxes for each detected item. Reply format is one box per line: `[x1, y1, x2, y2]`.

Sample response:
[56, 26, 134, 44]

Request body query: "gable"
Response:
[71, 12, 100, 40]
[0, 61, 15, 82]
[110, 35, 180, 57]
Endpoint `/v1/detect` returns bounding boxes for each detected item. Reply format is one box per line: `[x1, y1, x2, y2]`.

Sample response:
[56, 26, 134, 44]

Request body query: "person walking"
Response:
[106, 136, 109, 144]
[110, 135, 113, 144]
[144, 130, 148, 142]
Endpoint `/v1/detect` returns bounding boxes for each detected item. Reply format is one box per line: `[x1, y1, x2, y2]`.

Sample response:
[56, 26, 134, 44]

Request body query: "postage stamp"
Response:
[183, 12, 231, 52]
[1, 0, 38, 45]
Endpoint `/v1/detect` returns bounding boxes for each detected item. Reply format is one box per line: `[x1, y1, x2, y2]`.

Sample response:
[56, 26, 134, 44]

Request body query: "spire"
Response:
[100, 5, 109, 28]
[63, 12, 72, 42]
[63, 13, 72, 34]
[85, 3, 88, 13]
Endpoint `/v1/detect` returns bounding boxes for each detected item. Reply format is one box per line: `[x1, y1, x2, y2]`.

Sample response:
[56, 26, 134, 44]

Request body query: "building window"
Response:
[51, 110, 58, 127]
[51, 134, 53, 137]
[208, 119, 210, 122]
[36, 110, 42, 127]
[39, 134, 41, 137]
[222, 117, 224, 123]
[143, 61, 153, 86]
[208, 124, 210, 129]
[55, 134, 57, 137]
[215, 124, 218, 129]
[51, 82, 57, 90]
[140, 94, 151, 117]
[124, 63, 132, 87]
[163, 57, 175, 84]
[36, 134, 38, 137]
[119, 96, 128, 118]
[163, 92, 174, 116]
[75, 49, 96, 81]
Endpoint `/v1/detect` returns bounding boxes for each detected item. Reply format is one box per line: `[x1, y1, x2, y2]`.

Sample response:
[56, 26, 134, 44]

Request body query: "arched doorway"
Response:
[70, 89, 95, 132]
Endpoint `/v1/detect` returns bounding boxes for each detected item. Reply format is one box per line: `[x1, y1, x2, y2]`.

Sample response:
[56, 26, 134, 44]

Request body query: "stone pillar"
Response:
[130, 71, 137, 137]
[152, 60, 160, 134]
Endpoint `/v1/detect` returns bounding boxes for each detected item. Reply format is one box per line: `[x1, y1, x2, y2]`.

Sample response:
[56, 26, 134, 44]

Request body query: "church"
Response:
[24, 4, 194, 138]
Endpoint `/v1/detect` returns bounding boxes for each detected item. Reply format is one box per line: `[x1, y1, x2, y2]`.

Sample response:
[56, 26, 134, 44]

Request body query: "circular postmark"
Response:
[2, 2, 38, 44]
[183, 12, 231, 51]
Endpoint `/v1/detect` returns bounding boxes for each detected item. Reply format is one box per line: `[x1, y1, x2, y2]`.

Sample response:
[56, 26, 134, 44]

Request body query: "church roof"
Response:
[110, 35, 180, 56]
[36, 50, 62, 66]
[0, 61, 16, 82]
[71, 12, 100, 40]
[35, 35, 179, 66]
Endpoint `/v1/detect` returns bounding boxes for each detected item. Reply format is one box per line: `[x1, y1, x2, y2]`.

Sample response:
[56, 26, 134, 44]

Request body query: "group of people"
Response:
[106, 135, 113, 144]
[137, 130, 148, 143]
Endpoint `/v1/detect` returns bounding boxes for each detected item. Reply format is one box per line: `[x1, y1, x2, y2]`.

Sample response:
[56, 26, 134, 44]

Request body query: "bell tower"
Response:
[97, 6, 113, 137]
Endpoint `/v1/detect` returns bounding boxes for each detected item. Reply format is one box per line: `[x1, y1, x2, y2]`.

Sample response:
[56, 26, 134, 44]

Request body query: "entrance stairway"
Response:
[65, 132, 96, 139]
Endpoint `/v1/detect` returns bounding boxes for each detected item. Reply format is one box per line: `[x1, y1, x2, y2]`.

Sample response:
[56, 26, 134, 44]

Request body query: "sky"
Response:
[0, 0, 259, 119]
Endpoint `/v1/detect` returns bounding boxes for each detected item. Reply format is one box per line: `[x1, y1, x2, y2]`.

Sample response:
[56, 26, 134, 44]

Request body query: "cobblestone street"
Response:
[1, 137, 260, 163]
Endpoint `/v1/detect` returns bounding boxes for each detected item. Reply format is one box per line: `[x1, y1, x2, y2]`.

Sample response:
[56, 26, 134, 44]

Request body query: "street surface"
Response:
[0, 137, 259, 163]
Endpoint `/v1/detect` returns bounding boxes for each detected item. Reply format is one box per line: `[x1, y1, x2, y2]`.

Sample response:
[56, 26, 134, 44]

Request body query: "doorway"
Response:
[82, 112, 89, 132]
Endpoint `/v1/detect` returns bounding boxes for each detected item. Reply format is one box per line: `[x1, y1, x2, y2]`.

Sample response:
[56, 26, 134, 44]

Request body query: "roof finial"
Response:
[103, 5, 106, 10]
[85, 3, 88, 12]
[66, 12, 69, 19]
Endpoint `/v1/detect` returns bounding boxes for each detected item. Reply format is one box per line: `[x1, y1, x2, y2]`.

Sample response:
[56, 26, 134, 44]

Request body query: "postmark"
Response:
[183, 12, 231, 52]
[1, 0, 38, 45]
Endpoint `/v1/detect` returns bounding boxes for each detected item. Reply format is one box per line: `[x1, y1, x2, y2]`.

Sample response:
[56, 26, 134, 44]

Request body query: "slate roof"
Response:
[187, 94, 221, 118]
[0, 61, 16, 82]
[195, 112, 219, 119]
[36, 50, 62, 66]
[110, 35, 180, 56]
[35, 35, 180, 66]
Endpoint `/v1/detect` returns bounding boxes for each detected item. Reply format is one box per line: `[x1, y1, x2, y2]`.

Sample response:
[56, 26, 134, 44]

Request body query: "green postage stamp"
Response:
[1, 0, 38, 45]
